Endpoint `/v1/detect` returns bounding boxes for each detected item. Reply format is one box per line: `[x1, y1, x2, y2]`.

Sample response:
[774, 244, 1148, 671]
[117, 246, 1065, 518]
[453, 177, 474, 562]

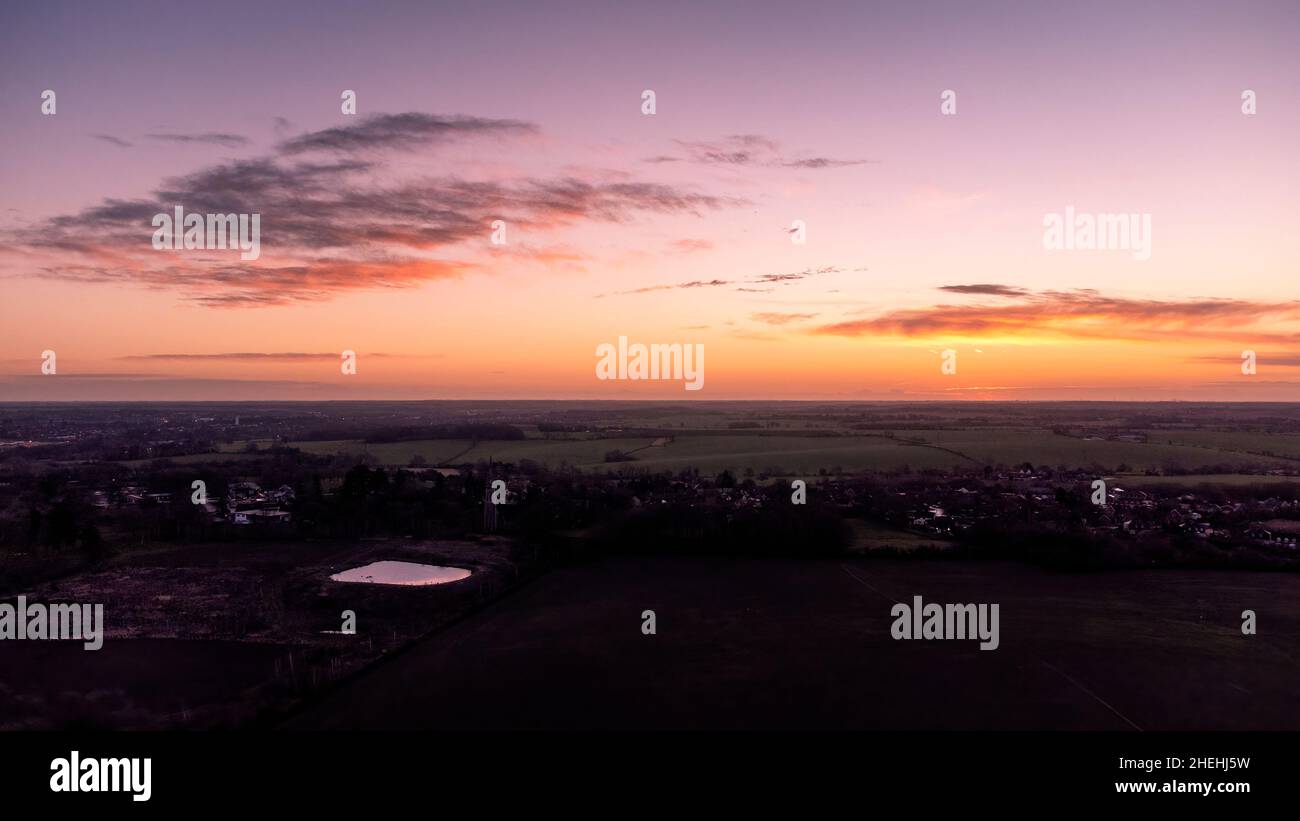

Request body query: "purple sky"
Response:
[1, 1, 1298, 400]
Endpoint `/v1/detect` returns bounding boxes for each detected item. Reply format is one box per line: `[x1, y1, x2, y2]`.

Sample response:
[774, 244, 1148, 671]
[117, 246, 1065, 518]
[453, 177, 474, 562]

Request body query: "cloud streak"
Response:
[92, 134, 133, 148]
[117, 351, 415, 361]
[752, 311, 818, 325]
[146, 132, 250, 147]
[608, 265, 853, 297]
[810, 285, 1300, 345]
[276, 113, 536, 154]
[648, 134, 870, 170]
[3, 113, 738, 306]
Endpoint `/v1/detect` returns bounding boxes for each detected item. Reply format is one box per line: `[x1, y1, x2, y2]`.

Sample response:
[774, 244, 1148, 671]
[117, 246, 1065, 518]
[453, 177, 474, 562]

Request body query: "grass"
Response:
[292, 438, 477, 464]
[901, 428, 1294, 471]
[284, 555, 1300, 731]
[846, 519, 955, 553]
[118, 451, 265, 467]
[1138, 429, 1300, 460]
[1112, 474, 1300, 487]
[280, 430, 1300, 476]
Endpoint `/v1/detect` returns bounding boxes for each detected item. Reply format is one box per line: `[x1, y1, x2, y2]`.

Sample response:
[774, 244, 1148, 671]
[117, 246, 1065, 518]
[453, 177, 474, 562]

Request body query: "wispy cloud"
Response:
[615, 278, 733, 295]
[810, 284, 1300, 344]
[145, 132, 250, 147]
[647, 134, 870, 170]
[937, 283, 1027, 297]
[752, 311, 818, 325]
[92, 134, 133, 148]
[2, 112, 738, 307]
[276, 113, 535, 154]
[608, 265, 853, 297]
[117, 351, 416, 361]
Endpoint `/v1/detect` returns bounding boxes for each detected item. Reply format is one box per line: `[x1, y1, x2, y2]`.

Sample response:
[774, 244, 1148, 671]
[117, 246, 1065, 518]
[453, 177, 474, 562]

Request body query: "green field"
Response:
[292, 438, 479, 464]
[1138, 429, 1300, 460]
[287, 434, 964, 473]
[1110, 473, 1300, 487]
[605, 434, 959, 473]
[103, 426, 1300, 476]
[118, 451, 265, 467]
[892, 428, 1293, 471]
[279, 428, 1300, 475]
[846, 519, 955, 553]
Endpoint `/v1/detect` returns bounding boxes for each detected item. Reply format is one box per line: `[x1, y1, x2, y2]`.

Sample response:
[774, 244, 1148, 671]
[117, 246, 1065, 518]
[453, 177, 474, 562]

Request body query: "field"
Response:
[291, 434, 955, 473]
[0, 537, 528, 729]
[1139, 429, 1300, 459]
[292, 438, 479, 464]
[1112, 474, 1300, 487]
[847, 519, 956, 553]
[281, 428, 1296, 476]
[284, 555, 1300, 731]
[899, 429, 1294, 471]
[77, 403, 1300, 479]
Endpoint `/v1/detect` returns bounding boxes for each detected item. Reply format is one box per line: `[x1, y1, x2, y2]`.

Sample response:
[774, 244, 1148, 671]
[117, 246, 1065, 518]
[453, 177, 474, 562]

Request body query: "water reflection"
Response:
[330, 561, 471, 586]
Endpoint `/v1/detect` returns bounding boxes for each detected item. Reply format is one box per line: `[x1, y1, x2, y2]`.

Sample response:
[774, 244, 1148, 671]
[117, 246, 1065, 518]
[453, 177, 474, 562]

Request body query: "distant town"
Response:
[4, 401, 1300, 571]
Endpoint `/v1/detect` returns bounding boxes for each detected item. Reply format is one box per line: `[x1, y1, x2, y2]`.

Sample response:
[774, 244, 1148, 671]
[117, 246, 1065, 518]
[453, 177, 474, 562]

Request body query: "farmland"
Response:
[284, 555, 1300, 731]
[7, 400, 1300, 732]
[282, 426, 1296, 477]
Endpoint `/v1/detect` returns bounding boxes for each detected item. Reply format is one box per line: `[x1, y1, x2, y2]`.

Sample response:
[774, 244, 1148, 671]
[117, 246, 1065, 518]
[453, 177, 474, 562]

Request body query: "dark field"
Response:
[6, 400, 1300, 732]
[0, 538, 530, 728]
[283, 556, 1300, 731]
[1, 639, 291, 730]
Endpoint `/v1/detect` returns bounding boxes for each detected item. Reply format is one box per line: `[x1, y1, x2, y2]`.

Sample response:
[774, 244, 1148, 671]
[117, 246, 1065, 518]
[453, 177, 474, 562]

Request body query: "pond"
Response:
[330, 561, 472, 586]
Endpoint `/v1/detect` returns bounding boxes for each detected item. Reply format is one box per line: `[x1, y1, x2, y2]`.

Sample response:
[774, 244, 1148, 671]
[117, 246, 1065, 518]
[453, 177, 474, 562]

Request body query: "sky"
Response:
[1, 0, 1298, 401]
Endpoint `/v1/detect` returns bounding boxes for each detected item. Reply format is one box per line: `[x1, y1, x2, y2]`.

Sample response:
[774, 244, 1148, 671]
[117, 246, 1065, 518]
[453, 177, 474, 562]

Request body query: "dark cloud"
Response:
[277, 113, 536, 154]
[612, 265, 852, 297]
[781, 157, 872, 169]
[752, 265, 848, 284]
[92, 134, 133, 148]
[651, 134, 868, 169]
[810, 287, 1300, 344]
[620, 278, 733, 295]
[675, 134, 779, 166]
[3, 113, 739, 306]
[146, 132, 250, 147]
[938, 283, 1028, 297]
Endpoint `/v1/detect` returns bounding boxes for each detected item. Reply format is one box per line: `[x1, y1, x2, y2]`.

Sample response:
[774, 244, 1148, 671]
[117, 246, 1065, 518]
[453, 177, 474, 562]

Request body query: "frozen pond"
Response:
[330, 561, 472, 586]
